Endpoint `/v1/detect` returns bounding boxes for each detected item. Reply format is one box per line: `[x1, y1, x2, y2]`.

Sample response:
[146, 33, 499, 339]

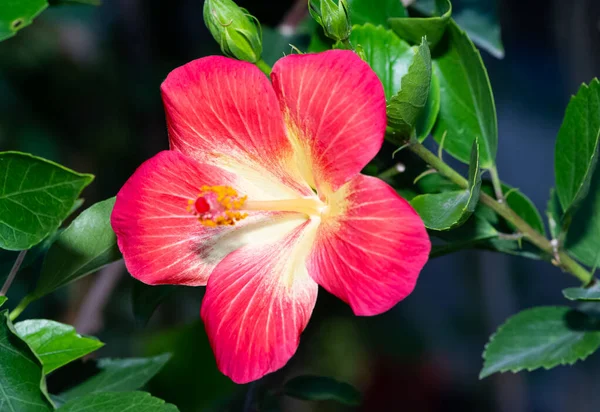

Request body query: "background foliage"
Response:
[1, 0, 600, 411]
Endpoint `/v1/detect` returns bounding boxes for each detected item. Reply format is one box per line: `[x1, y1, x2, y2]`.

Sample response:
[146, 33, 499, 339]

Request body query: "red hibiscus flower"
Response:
[111, 50, 430, 384]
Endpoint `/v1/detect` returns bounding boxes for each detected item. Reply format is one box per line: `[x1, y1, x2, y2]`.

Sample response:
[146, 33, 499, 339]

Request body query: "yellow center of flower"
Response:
[188, 185, 326, 227]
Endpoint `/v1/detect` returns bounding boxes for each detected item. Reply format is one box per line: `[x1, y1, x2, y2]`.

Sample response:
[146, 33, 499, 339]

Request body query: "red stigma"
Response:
[194, 197, 210, 214]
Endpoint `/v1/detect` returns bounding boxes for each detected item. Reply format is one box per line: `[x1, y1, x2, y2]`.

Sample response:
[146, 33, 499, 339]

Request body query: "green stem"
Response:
[9, 294, 34, 322]
[489, 166, 505, 202]
[255, 58, 272, 76]
[408, 143, 592, 284]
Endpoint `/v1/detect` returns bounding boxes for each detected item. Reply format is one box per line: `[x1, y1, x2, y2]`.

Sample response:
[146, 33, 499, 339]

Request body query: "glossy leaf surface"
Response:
[481, 307, 600, 378]
[0, 152, 93, 251]
[34, 198, 120, 299]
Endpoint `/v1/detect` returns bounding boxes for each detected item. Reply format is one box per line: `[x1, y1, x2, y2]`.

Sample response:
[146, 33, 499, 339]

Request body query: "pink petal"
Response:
[201, 217, 319, 384]
[308, 175, 430, 316]
[271, 50, 387, 192]
[111, 150, 277, 286]
[161, 56, 312, 198]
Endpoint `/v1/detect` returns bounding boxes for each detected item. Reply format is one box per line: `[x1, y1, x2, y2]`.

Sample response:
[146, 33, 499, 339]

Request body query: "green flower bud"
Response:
[203, 0, 262, 63]
[308, 0, 351, 42]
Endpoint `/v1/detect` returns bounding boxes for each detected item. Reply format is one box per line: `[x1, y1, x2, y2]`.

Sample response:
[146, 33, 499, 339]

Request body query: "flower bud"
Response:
[309, 0, 352, 43]
[203, 0, 262, 63]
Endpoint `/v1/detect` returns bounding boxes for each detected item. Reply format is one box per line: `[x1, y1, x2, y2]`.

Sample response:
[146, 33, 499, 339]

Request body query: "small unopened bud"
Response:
[203, 0, 262, 63]
[308, 0, 352, 43]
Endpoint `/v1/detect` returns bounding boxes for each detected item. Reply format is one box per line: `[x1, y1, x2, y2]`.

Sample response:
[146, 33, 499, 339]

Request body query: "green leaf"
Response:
[429, 214, 498, 258]
[33, 197, 120, 299]
[478, 237, 544, 260]
[347, 0, 407, 26]
[57, 391, 178, 412]
[0, 152, 94, 251]
[411, 137, 482, 230]
[505, 189, 546, 236]
[387, 37, 432, 140]
[132, 281, 178, 327]
[349, 23, 413, 100]
[547, 188, 563, 240]
[555, 79, 600, 226]
[563, 282, 600, 301]
[432, 20, 498, 168]
[415, 69, 441, 141]
[0, 296, 6, 307]
[389, 0, 451, 47]
[453, 8, 504, 59]
[0, 0, 48, 42]
[15, 319, 104, 374]
[480, 306, 600, 378]
[60, 354, 171, 401]
[0, 310, 53, 411]
[479, 181, 546, 236]
[566, 167, 600, 267]
[283, 375, 361, 406]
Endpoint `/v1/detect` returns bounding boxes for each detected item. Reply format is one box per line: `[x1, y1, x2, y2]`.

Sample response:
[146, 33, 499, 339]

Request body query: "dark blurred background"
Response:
[1, 0, 599, 411]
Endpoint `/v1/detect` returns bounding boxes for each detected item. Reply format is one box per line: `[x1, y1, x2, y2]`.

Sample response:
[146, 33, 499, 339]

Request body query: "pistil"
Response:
[244, 198, 326, 217]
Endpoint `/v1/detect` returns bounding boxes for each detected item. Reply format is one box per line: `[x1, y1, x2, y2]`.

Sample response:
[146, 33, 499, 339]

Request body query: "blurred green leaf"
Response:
[347, 0, 406, 26]
[411, 0, 436, 14]
[33, 198, 120, 299]
[0, 152, 94, 251]
[432, 20, 498, 168]
[387, 37, 432, 140]
[50, 0, 101, 5]
[555, 79, 600, 224]
[283, 375, 361, 406]
[0, 230, 61, 286]
[143, 321, 236, 411]
[411, 138, 482, 230]
[15, 319, 103, 374]
[415, 69, 440, 141]
[411, 0, 504, 58]
[308, 26, 332, 52]
[0, 310, 53, 410]
[132, 281, 178, 327]
[57, 391, 178, 412]
[480, 306, 600, 378]
[429, 214, 498, 258]
[0, 0, 48, 42]
[415, 172, 461, 194]
[60, 354, 171, 401]
[563, 282, 600, 301]
[0, 296, 6, 307]
[453, 8, 504, 59]
[261, 27, 309, 66]
[478, 237, 544, 260]
[389, 0, 451, 47]
[349, 23, 413, 100]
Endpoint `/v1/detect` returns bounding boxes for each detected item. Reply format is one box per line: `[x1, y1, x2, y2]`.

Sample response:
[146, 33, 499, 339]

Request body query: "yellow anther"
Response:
[190, 185, 248, 227]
